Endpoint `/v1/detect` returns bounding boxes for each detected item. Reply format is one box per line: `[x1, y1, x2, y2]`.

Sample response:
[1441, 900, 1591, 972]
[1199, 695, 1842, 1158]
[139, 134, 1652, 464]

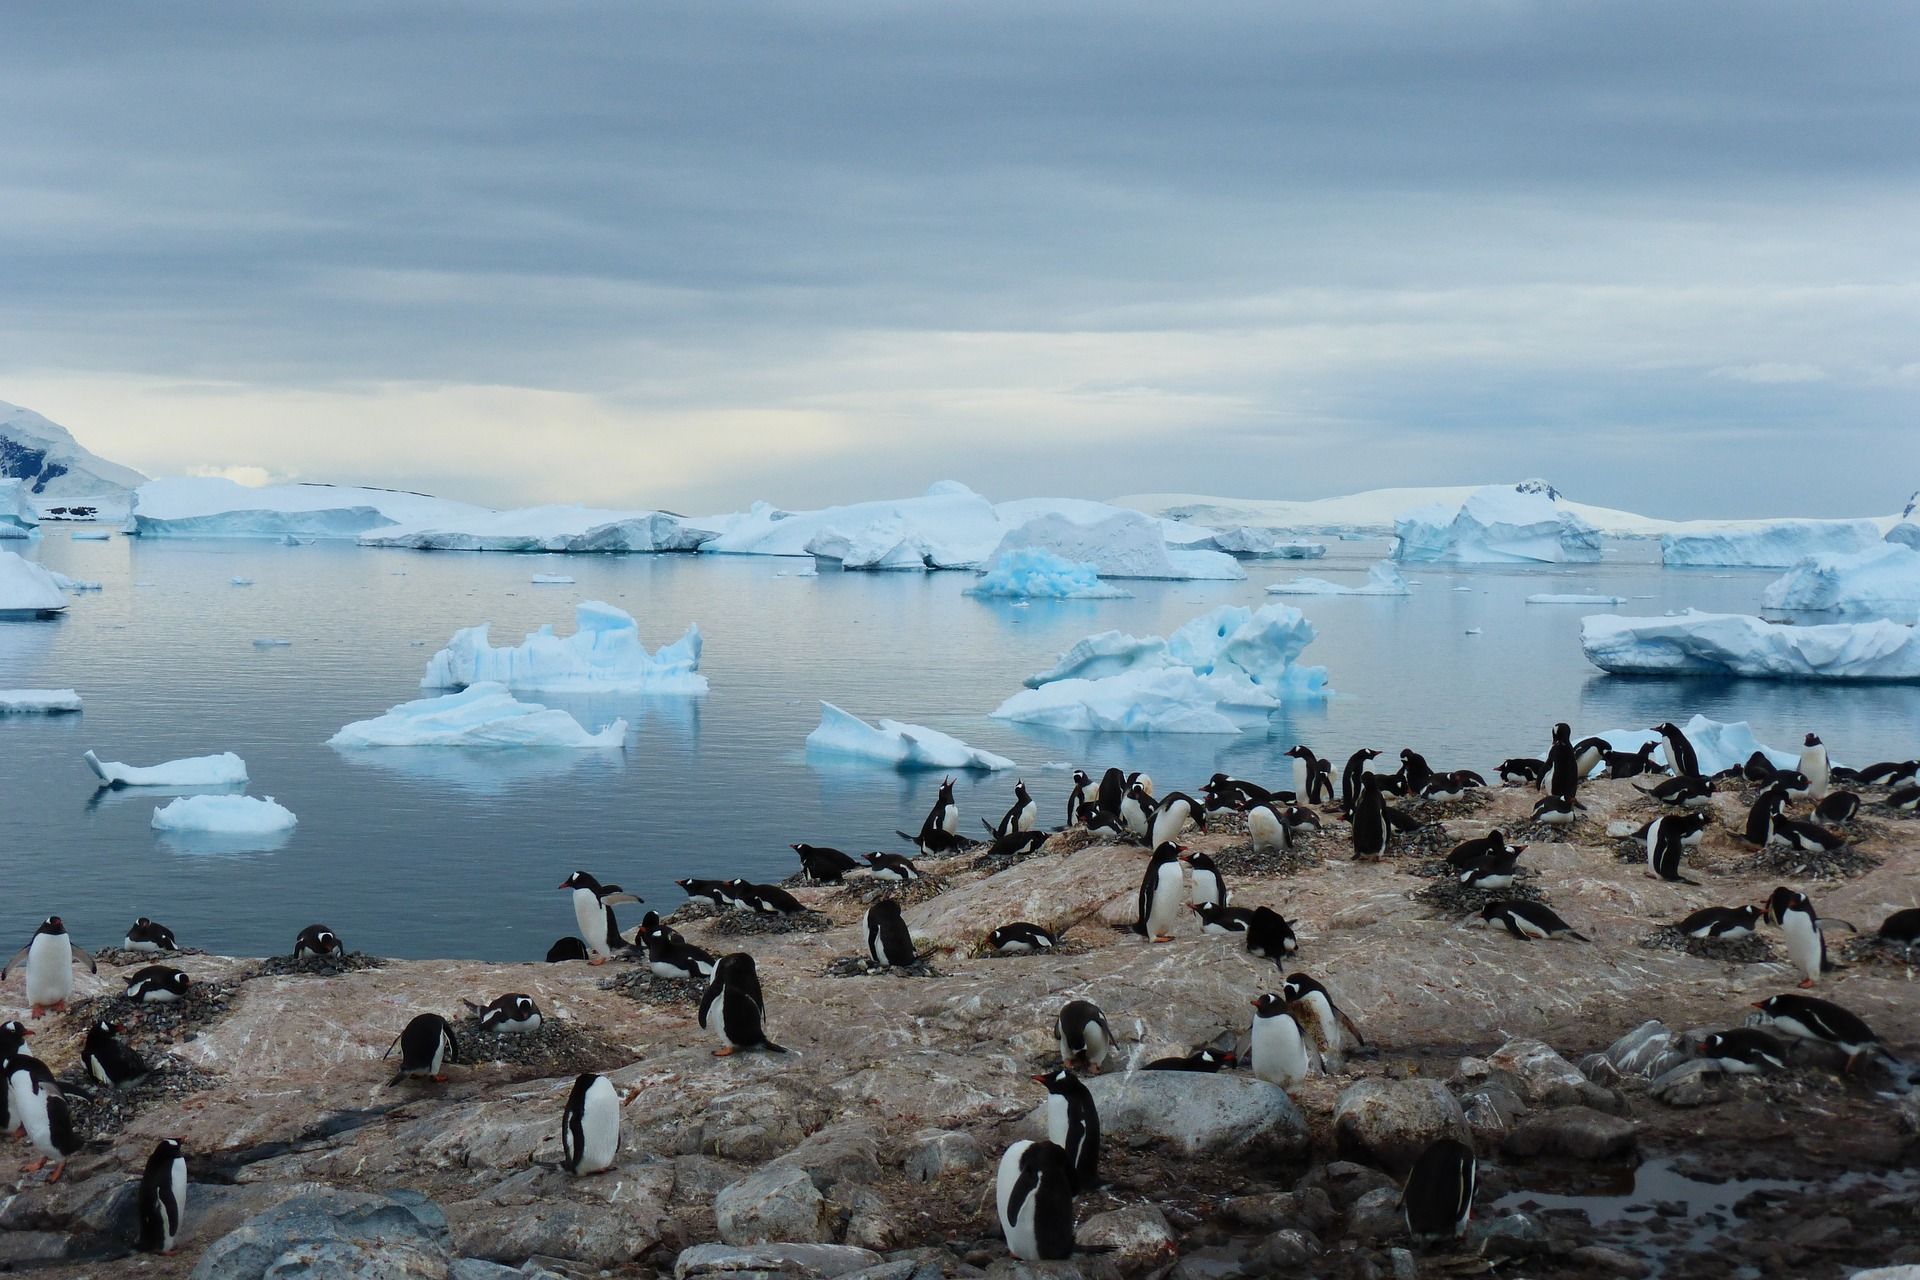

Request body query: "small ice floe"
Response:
[0, 689, 82, 714]
[530, 574, 576, 585]
[151, 793, 296, 835]
[773, 563, 819, 578]
[230, 576, 253, 586]
[1266, 562, 1410, 597]
[87, 750, 249, 789]
[70, 529, 111, 541]
[806, 701, 1014, 771]
[422, 601, 706, 694]
[252, 637, 293, 648]
[50, 570, 103, 591]
[1525, 594, 1627, 605]
[0, 550, 69, 616]
[1464, 627, 1484, 635]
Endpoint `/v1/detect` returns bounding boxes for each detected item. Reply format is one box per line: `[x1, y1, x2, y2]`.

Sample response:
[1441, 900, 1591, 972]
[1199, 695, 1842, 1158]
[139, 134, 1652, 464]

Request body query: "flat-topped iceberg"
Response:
[985, 511, 1243, 581]
[965, 548, 1132, 599]
[1266, 561, 1410, 596]
[1211, 527, 1325, 559]
[1660, 519, 1881, 567]
[1584, 714, 1797, 776]
[422, 600, 707, 693]
[0, 550, 69, 615]
[1527, 593, 1627, 605]
[992, 668, 1280, 734]
[1760, 544, 1920, 618]
[1392, 481, 1601, 564]
[329, 683, 627, 749]
[0, 689, 81, 714]
[86, 750, 248, 788]
[805, 701, 1014, 770]
[151, 794, 297, 834]
[1581, 609, 1920, 681]
[360, 505, 712, 553]
[132, 476, 493, 540]
[0, 479, 39, 537]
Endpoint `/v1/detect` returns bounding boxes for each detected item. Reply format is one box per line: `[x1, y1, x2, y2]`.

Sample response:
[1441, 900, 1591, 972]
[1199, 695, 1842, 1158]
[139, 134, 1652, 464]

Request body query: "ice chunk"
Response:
[0, 480, 39, 537]
[252, 637, 292, 647]
[151, 794, 297, 834]
[421, 600, 707, 693]
[1022, 631, 1170, 688]
[1888, 522, 1920, 550]
[1211, 527, 1326, 559]
[69, 529, 110, 541]
[361, 505, 712, 553]
[1581, 609, 1920, 680]
[328, 683, 627, 749]
[987, 511, 1244, 580]
[805, 701, 1014, 770]
[0, 550, 69, 615]
[806, 518, 934, 570]
[131, 476, 497, 540]
[993, 668, 1271, 734]
[86, 750, 249, 788]
[48, 570, 103, 592]
[0, 689, 81, 714]
[230, 576, 253, 586]
[966, 549, 1133, 599]
[1392, 482, 1601, 563]
[1760, 544, 1920, 618]
[1526, 593, 1627, 605]
[1659, 520, 1881, 567]
[530, 573, 577, 585]
[1266, 561, 1410, 596]
[1585, 715, 1796, 776]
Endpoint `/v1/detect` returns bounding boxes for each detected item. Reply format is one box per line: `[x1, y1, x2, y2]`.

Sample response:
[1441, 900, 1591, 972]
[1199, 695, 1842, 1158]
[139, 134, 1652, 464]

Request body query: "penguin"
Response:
[919, 776, 959, 845]
[1197, 774, 1249, 815]
[1402, 1138, 1476, 1243]
[385, 1013, 458, 1085]
[124, 918, 178, 953]
[137, 1137, 187, 1254]
[1744, 786, 1790, 846]
[1135, 843, 1190, 941]
[1247, 800, 1293, 853]
[1543, 722, 1579, 800]
[996, 1139, 1075, 1262]
[1125, 770, 1155, 799]
[1148, 792, 1206, 849]
[642, 928, 717, 981]
[1249, 993, 1310, 1085]
[1281, 972, 1365, 1071]
[1286, 745, 1333, 804]
[1190, 903, 1256, 934]
[1075, 802, 1124, 835]
[1055, 999, 1114, 1074]
[1604, 741, 1659, 779]
[698, 953, 786, 1056]
[1497, 758, 1547, 785]
[1857, 759, 1920, 786]
[1876, 906, 1920, 963]
[1119, 782, 1157, 840]
[1569, 735, 1610, 779]
[979, 824, 1049, 858]
[1341, 748, 1382, 811]
[1764, 887, 1832, 988]
[0, 1023, 27, 1140]
[1285, 802, 1322, 831]
[1529, 794, 1583, 827]
[1652, 721, 1700, 777]
[3, 917, 96, 1017]
[546, 938, 589, 963]
[1186, 851, 1227, 907]
[1351, 774, 1388, 860]
[1420, 771, 1487, 802]
[863, 852, 922, 883]
[675, 878, 731, 905]
[791, 844, 861, 883]
[1695, 1029, 1788, 1075]
[1645, 815, 1705, 885]
[82, 1021, 150, 1087]
[1034, 1066, 1100, 1191]
[1813, 791, 1860, 824]
[293, 924, 345, 960]
[1637, 774, 1714, 808]
[561, 1072, 623, 1176]
[1142, 1047, 1234, 1072]
[1478, 900, 1588, 942]
[1245, 906, 1299, 961]
[467, 994, 542, 1034]
[864, 899, 918, 968]
[988, 923, 1057, 955]
[1095, 767, 1127, 821]
[125, 965, 191, 1003]
[1446, 831, 1518, 870]
[1067, 769, 1096, 825]
[1768, 812, 1844, 854]
[1397, 749, 1435, 794]
[723, 881, 807, 915]
[997, 781, 1038, 838]
[1751, 993, 1882, 1072]
[1459, 847, 1522, 890]
[1743, 752, 1783, 783]
[3, 1052, 82, 1180]
[1798, 733, 1831, 799]
[559, 871, 640, 965]
[1888, 784, 1920, 813]
[1675, 905, 1764, 941]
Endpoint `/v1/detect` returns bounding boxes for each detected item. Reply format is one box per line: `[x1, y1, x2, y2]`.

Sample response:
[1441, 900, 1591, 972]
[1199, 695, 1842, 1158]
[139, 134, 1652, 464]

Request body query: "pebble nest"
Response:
[1510, 819, 1594, 843]
[828, 874, 948, 909]
[1208, 839, 1325, 877]
[251, 951, 389, 978]
[65, 979, 238, 1047]
[824, 954, 941, 979]
[1407, 789, 1492, 821]
[1410, 877, 1551, 916]
[705, 909, 837, 937]
[599, 969, 707, 1006]
[1637, 924, 1777, 964]
[1730, 842, 1883, 881]
[1380, 821, 1452, 860]
[61, 1056, 222, 1139]
[457, 1014, 633, 1075]
[973, 936, 1093, 959]
[1838, 933, 1918, 970]
[93, 946, 208, 967]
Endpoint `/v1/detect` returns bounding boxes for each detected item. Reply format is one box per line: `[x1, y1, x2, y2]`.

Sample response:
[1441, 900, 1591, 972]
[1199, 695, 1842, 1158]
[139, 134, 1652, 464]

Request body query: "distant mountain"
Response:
[0, 400, 148, 508]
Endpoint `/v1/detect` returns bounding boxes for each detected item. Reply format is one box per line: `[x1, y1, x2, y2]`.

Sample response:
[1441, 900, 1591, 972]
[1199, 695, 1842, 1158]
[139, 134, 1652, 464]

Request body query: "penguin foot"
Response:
[588, 956, 607, 967]
[432, 1074, 450, 1083]
[1151, 935, 1174, 944]
[46, 1162, 64, 1183]
[1798, 978, 1816, 989]
[712, 1047, 736, 1058]
[21, 1157, 45, 1174]
[49, 1001, 65, 1013]
[29, 1005, 46, 1018]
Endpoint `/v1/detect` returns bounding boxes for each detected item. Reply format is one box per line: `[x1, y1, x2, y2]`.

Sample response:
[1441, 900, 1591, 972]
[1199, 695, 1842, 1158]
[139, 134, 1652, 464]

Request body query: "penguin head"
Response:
[559, 871, 602, 893]
[1731, 905, 1764, 929]
[39, 916, 66, 936]
[1195, 1048, 1233, 1067]
[1072, 769, 1090, 787]
[938, 777, 955, 799]
[1400, 748, 1415, 761]
[1552, 722, 1571, 742]
[1251, 992, 1289, 1018]
[1804, 733, 1821, 747]
[155, 1137, 184, 1158]
[1752, 996, 1783, 1016]
[90, 1019, 121, 1036]
[1014, 780, 1029, 800]
[1763, 886, 1808, 923]
[1031, 1066, 1079, 1092]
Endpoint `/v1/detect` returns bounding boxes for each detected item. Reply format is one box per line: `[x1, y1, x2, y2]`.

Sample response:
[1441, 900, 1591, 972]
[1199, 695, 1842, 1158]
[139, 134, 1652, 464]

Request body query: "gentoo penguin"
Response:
[1142, 1047, 1234, 1072]
[546, 938, 589, 962]
[1034, 1067, 1100, 1191]
[1675, 905, 1764, 941]
[1764, 887, 1832, 988]
[1645, 814, 1706, 884]
[1877, 907, 1920, 964]
[1744, 786, 1790, 846]
[723, 881, 806, 915]
[864, 900, 918, 968]
[1543, 723, 1579, 800]
[1402, 1138, 1476, 1243]
[1421, 771, 1487, 802]
[293, 924, 344, 959]
[1742, 752, 1783, 783]
[1055, 999, 1114, 1074]
[1571, 736, 1611, 782]
[559, 871, 640, 965]
[919, 776, 959, 845]
[1497, 758, 1547, 785]
[1813, 791, 1860, 823]
[1148, 792, 1206, 849]
[1752, 993, 1882, 1071]
[125, 965, 191, 1003]
[1125, 770, 1155, 799]
[385, 1013, 459, 1085]
[124, 918, 178, 953]
[1282, 972, 1364, 1071]
[699, 953, 786, 1056]
[1119, 782, 1157, 840]
[1695, 1029, 1788, 1075]
[1186, 851, 1227, 907]
[1459, 846, 1522, 890]
[1249, 992, 1310, 1085]
[1637, 774, 1713, 808]
[1478, 900, 1588, 942]
[467, 993, 542, 1034]
[1247, 800, 1293, 853]
[561, 1072, 623, 1176]
[980, 826, 1049, 858]
[997, 781, 1038, 838]
[1652, 721, 1700, 777]
[1604, 741, 1659, 779]
[996, 1139, 1075, 1262]
[1768, 812, 1844, 854]
[137, 1137, 188, 1254]
[3, 1052, 81, 1180]
[1529, 794, 1583, 827]
[1190, 903, 1256, 934]
[1397, 749, 1435, 795]
[642, 928, 717, 981]
[1245, 906, 1299, 961]
[1341, 748, 1382, 811]
[675, 877, 731, 905]
[0, 1022, 27, 1139]
[1135, 843, 1190, 941]
[863, 852, 922, 883]
[3, 916, 96, 1017]
[988, 923, 1057, 955]
[1095, 767, 1128, 821]
[791, 843, 861, 883]
[1888, 784, 1920, 813]
[1286, 745, 1333, 804]
[83, 1020, 150, 1087]
[1067, 769, 1096, 826]
[1351, 774, 1389, 860]
[1857, 758, 1920, 785]
[1798, 733, 1831, 799]
[1446, 831, 1518, 870]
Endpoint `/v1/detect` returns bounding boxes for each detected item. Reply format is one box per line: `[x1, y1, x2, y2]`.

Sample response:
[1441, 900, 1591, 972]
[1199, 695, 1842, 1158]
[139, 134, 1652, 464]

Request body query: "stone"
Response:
[701, 1086, 827, 1162]
[904, 1129, 986, 1182]
[1569, 1245, 1653, 1277]
[1305, 1160, 1398, 1210]
[1586, 1021, 1685, 1081]
[1074, 1070, 1308, 1157]
[838, 1184, 904, 1251]
[838, 1265, 922, 1280]
[1388, 1247, 1418, 1280]
[1459, 1079, 1528, 1147]
[1650, 1059, 1724, 1108]
[715, 1163, 835, 1246]
[450, 1262, 524, 1280]
[774, 1121, 885, 1191]
[1260, 1230, 1320, 1268]
[1502, 1106, 1638, 1160]
[1852, 1269, 1920, 1280]
[189, 1189, 455, 1280]
[1487, 1038, 1620, 1111]
[674, 1242, 887, 1278]
[1468, 1212, 1549, 1257]
[1332, 1078, 1470, 1173]
[445, 1196, 665, 1269]
[1219, 1187, 1334, 1234]
[1345, 1187, 1404, 1243]
[1077, 1205, 1178, 1274]
[0, 1232, 70, 1266]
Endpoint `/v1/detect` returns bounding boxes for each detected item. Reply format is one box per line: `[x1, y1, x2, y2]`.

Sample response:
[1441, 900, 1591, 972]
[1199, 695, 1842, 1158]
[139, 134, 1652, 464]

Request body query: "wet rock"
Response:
[1467, 1211, 1549, 1257]
[189, 1189, 454, 1279]
[1503, 1106, 1638, 1160]
[715, 1163, 835, 1246]
[1333, 1078, 1470, 1172]
[1219, 1187, 1335, 1234]
[1487, 1038, 1619, 1112]
[674, 1242, 887, 1278]
[1302, 1160, 1398, 1210]
[1569, 1244, 1652, 1277]
[1260, 1230, 1320, 1269]
[904, 1129, 985, 1182]
[1458, 1079, 1528, 1148]
[1650, 1059, 1724, 1108]
[1585, 1020, 1686, 1082]
[1075, 1070, 1308, 1157]
[1077, 1205, 1177, 1274]
[1345, 1186, 1404, 1242]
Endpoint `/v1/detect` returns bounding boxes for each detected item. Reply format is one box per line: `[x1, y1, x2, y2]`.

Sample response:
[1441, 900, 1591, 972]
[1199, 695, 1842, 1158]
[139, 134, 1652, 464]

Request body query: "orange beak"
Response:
[1249, 998, 1262, 1008]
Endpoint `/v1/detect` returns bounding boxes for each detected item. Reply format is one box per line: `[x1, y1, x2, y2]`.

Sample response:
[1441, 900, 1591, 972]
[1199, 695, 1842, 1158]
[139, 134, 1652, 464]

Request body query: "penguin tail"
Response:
[1678, 875, 1701, 887]
[894, 831, 920, 847]
[460, 998, 484, 1013]
[760, 1040, 789, 1055]
[1567, 930, 1592, 942]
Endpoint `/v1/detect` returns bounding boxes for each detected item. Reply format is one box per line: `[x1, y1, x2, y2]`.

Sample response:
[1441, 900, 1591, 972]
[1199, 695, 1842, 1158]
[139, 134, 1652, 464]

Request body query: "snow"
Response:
[0, 690, 81, 714]
[69, 529, 110, 541]
[0, 480, 39, 536]
[359, 505, 712, 553]
[328, 683, 627, 749]
[1392, 482, 1601, 564]
[1586, 715, 1797, 776]
[1210, 527, 1325, 558]
[1660, 520, 1882, 567]
[805, 701, 1014, 770]
[0, 550, 69, 614]
[130, 476, 494, 540]
[965, 548, 1133, 599]
[421, 600, 707, 694]
[530, 574, 577, 585]
[1760, 544, 1920, 618]
[86, 750, 249, 788]
[1266, 561, 1410, 596]
[0, 400, 148, 510]
[1888, 523, 1920, 550]
[151, 794, 297, 834]
[985, 511, 1243, 580]
[1581, 609, 1920, 681]
[1526, 593, 1627, 605]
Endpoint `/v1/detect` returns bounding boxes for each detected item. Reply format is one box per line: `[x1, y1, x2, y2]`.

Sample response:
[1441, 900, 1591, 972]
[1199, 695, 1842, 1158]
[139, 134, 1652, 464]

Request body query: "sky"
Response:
[2, 2, 1917, 519]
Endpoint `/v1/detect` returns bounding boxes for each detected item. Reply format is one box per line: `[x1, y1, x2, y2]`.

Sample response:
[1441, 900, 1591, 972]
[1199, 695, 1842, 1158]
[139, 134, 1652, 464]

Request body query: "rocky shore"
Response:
[4, 776, 1917, 1279]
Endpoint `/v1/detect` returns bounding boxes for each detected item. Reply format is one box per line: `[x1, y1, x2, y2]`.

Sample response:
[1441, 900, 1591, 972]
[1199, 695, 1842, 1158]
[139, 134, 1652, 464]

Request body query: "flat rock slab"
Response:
[1073, 1070, 1307, 1157]
[674, 1242, 886, 1278]
[188, 1188, 454, 1280]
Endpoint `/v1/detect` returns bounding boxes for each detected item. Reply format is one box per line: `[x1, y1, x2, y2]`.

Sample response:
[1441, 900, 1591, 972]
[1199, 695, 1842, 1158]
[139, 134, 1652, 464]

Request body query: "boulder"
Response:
[1486, 1039, 1619, 1111]
[1075, 1070, 1308, 1157]
[1332, 1078, 1470, 1173]
[1218, 1187, 1334, 1234]
[1344, 1186, 1404, 1242]
[1077, 1205, 1178, 1274]
[904, 1129, 986, 1182]
[1468, 1211, 1549, 1257]
[1584, 1021, 1686, 1082]
[1650, 1059, 1725, 1108]
[1502, 1107, 1638, 1160]
[715, 1164, 835, 1246]
[674, 1242, 886, 1279]
[1260, 1230, 1320, 1269]
[189, 1189, 454, 1280]
[773, 1121, 884, 1192]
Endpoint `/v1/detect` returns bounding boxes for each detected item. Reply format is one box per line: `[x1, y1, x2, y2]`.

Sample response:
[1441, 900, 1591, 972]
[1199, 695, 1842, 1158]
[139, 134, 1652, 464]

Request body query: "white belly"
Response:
[1248, 806, 1287, 852]
[1189, 871, 1224, 908]
[1252, 1013, 1308, 1085]
[574, 1077, 622, 1173]
[1146, 866, 1186, 936]
[996, 1141, 1040, 1261]
[1799, 748, 1830, 798]
[25, 935, 72, 1007]
[573, 889, 609, 957]
[1292, 758, 1309, 800]
[1783, 915, 1822, 982]
[1045, 1094, 1068, 1147]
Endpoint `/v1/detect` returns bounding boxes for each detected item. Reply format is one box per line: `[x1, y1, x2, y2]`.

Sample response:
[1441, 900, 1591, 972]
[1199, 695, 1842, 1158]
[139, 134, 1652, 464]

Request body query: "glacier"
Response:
[0, 400, 148, 513]
[1266, 561, 1410, 596]
[360, 505, 712, 553]
[132, 476, 495, 540]
[0, 480, 39, 537]
[1392, 481, 1602, 564]
[1760, 544, 1920, 618]
[0, 550, 69, 615]
[1581, 609, 1920, 680]
[86, 750, 249, 789]
[0, 690, 81, 714]
[151, 794, 297, 834]
[805, 701, 1014, 771]
[421, 600, 707, 694]
[328, 683, 628, 749]
[1659, 519, 1882, 567]
[964, 548, 1133, 599]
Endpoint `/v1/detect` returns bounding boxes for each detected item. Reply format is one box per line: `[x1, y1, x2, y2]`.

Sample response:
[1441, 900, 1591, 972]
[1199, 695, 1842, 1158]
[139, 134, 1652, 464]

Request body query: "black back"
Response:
[1402, 1138, 1475, 1238]
[137, 1140, 185, 1252]
[1009, 1141, 1076, 1261]
[1351, 775, 1387, 857]
[792, 844, 860, 882]
[562, 1072, 598, 1172]
[1246, 906, 1297, 960]
[865, 900, 917, 966]
[546, 937, 588, 962]
[1039, 1068, 1100, 1191]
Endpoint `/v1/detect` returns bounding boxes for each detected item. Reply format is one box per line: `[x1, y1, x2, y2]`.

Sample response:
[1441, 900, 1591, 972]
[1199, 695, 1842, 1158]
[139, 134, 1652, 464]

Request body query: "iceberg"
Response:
[151, 794, 297, 835]
[1659, 520, 1881, 567]
[421, 600, 707, 694]
[991, 668, 1275, 734]
[1760, 544, 1920, 618]
[0, 479, 39, 537]
[0, 689, 81, 714]
[0, 400, 148, 511]
[130, 476, 495, 540]
[1585, 715, 1797, 776]
[805, 518, 939, 570]
[530, 573, 576, 585]
[805, 701, 1014, 770]
[0, 550, 69, 615]
[1266, 561, 1410, 596]
[359, 505, 712, 553]
[1888, 523, 1920, 550]
[86, 750, 249, 789]
[1581, 609, 1920, 681]
[1022, 631, 1170, 688]
[328, 683, 627, 749]
[1526, 593, 1627, 605]
[1392, 481, 1602, 564]
[985, 511, 1243, 581]
[1210, 527, 1326, 559]
[69, 529, 111, 541]
[966, 549, 1133, 599]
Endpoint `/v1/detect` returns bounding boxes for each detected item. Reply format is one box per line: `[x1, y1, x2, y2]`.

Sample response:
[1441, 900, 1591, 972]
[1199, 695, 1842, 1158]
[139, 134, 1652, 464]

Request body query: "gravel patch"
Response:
[457, 1014, 635, 1076]
[61, 1056, 222, 1139]
[705, 909, 837, 937]
[1411, 877, 1551, 916]
[824, 954, 941, 979]
[251, 951, 389, 978]
[1838, 933, 1918, 971]
[65, 978, 238, 1047]
[1208, 839, 1325, 877]
[1637, 924, 1777, 964]
[827, 874, 949, 910]
[1730, 842, 1883, 881]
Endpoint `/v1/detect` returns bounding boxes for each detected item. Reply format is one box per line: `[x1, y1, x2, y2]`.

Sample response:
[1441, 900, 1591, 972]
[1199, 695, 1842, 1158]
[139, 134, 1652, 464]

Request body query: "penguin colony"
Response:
[2, 725, 1916, 1264]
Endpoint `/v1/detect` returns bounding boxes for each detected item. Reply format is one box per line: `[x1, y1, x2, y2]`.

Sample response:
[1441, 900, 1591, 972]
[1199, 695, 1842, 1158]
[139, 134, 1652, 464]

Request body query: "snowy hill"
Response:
[0, 400, 148, 514]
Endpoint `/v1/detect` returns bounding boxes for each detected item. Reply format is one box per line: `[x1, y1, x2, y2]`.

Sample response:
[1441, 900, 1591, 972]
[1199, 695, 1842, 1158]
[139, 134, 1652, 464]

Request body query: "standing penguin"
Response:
[1340, 748, 1381, 811]
[698, 953, 786, 1056]
[1543, 723, 1579, 801]
[996, 781, 1038, 838]
[920, 777, 959, 843]
[1250, 993, 1310, 1085]
[1653, 721, 1700, 778]
[1186, 851, 1227, 907]
[1351, 774, 1388, 860]
[1285, 745, 1322, 804]
[82, 1021, 150, 1088]
[3, 1052, 82, 1180]
[1282, 973, 1365, 1072]
[137, 1138, 187, 1254]
[1066, 770, 1096, 826]
[1798, 733, 1831, 799]
[1055, 999, 1115, 1074]
[996, 1139, 1076, 1262]
[1118, 783, 1157, 840]
[385, 1014, 459, 1085]
[1764, 887, 1832, 988]
[1402, 1138, 1476, 1243]
[561, 1072, 623, 1176]
[3, 917, 96, 1017]
[863, 900, 918, 968]
[1645, 814, 1705, 884]
[1148, 792, 1206, 849]
[1034, 1067, 1100, 1191]
[1135, 844, 1190, 941]
[1397, 749, 1435, 794]
[557, 871, 640, 966]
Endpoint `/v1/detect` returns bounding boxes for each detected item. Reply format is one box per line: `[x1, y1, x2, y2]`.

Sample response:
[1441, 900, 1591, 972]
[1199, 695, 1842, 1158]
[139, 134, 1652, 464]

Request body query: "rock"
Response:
[1467, 1211, 1549, 1257]
[1345, 1187, 1404, 1242]
[1076, 1070, 1308, 1157]
[1569, 1245, 1653, 1277]
[1852, 1269, 1920, 1280]
[715, 1163, 835, 1246]
[1077, 1205, 1178, 1274]
[1260, 1230, 1320, 1268]
[674, 1242, 887, 1278]
[773, 1121, 885, 1192]
[1388, 1247, 1418, 1280]
[1332, 1078, 1470, 1172]
[189, 1189, 454, 1280]
[1487, 1038, 1620, 1111]
[1650, 1059, 1724, 1108]
[1303, 1160, 1398, 1210]
[1585, 1021, 1685, 1082]
[1219, 1187, 1334, 1234]
[0, 1232, 70, 1266]
[838, 1264, 922, 1280]
[449, 1262, 523, 1280]
[1502, 1107, 1638, 1160]
[838, 1184, 904, 1251]
[904, 1129, 986, 1182]
[445, 1195, 666, 1269]
[1458, 1079, 1528, 1147]
[702, 1085, 828, 1162]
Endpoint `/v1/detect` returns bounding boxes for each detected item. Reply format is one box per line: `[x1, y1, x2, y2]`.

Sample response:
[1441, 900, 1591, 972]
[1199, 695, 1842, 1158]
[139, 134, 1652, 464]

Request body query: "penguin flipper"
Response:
[601, 893, 641, 908]
[1, 944, 26, 979]
[70, 944, 97, 974]
[1336, 1008, 1367, 1047]
[381, 1030, 404, 1061]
